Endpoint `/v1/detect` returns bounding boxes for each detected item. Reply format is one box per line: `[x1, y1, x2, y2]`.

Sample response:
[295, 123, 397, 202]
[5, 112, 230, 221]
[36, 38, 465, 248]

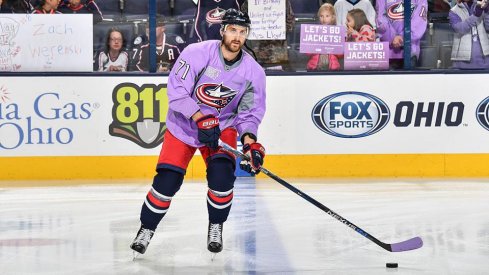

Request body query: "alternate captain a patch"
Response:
[195, 83, 238, 113]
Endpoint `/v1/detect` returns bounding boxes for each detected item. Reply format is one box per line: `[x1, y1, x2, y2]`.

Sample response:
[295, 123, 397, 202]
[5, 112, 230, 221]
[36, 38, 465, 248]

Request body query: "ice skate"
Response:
[207, 222, 223, 259]
[130, 225, 154, 259]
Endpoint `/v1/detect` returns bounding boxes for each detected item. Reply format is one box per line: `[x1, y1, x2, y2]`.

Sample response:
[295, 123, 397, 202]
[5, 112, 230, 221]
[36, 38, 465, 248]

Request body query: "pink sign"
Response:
[299, 24, 345, 55]
[344, 42, 390, 70]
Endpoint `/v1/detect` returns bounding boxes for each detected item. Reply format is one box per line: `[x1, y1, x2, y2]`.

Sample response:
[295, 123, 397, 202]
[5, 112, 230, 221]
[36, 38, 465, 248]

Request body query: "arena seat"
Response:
[439, 44, 453, 69]
[418, 45, 439, 69]
[290, 0, 320, 20]
[287, 43, 309, 72]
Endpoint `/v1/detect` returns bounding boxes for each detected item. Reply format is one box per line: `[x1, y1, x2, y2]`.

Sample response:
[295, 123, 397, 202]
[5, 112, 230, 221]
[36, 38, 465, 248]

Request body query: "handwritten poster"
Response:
[299, 24, 345, 55]
[248, 0, 286, 40]
[0, 14, 93, 72]
[344, 42, 389, 70]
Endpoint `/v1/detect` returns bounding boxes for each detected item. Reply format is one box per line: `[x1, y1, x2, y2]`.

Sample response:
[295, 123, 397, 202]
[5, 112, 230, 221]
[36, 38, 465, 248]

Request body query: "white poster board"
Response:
[247, 0, 286, 40]
[0, 14, 93, 72]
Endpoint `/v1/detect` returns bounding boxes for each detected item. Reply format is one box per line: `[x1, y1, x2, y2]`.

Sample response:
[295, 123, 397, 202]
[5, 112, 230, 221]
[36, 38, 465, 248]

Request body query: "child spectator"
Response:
[449, 0, 489, 69]
[96, 28, 129, 72]
[32, 0, 61, 13]
[334, 0, 377, 29]
[346, 8, 375, 42]
[376, 0, 428, 69]
[58, 0, 103, 23]
[1, 0, 34, 13]
[306, 3, 341, 71]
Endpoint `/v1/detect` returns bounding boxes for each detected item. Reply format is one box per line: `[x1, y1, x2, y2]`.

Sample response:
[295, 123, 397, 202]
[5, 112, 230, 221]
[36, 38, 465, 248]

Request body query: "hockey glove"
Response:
[240, 143, 266, 175]
[196, 115, 221, 149]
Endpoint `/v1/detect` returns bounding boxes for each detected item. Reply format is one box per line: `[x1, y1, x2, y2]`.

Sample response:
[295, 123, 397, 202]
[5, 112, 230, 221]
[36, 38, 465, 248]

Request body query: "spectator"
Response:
[346, 8, 375, 42]
[95, 28, 129, 72]
[190, 0, 244, 43]
[307, 3, 341, 71]
[130, 20, 185, 72]
[334, 0, 376, 29]
[1, 0, 33, 13]
[376, 0, 428, 69]
[449, 0, 489, 69]
[32, 0, 61, 13]
[240, 0, 295, 71]
[58, 0, 103, 23]
[0, 0, 5, 12]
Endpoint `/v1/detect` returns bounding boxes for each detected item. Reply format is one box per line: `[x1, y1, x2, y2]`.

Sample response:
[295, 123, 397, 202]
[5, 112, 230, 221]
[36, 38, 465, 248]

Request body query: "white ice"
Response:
[0, 178, 488, 274]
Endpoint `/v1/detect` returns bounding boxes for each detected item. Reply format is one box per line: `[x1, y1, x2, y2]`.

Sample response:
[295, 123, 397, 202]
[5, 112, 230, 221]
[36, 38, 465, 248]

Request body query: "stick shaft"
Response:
[221, 141, 422, 252]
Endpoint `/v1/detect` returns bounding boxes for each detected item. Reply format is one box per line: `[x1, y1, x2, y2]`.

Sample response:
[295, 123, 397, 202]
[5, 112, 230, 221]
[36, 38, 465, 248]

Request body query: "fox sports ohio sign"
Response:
[312, 92, 390, 138]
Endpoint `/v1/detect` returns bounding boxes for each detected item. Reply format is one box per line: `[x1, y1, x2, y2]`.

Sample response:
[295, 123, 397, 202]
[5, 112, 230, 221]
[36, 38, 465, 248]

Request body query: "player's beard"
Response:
[222, 36, 244, 53]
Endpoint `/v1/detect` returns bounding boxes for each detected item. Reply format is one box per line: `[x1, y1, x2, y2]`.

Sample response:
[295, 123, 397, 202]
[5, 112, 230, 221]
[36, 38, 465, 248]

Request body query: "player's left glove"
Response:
[240, 143, 266, 175]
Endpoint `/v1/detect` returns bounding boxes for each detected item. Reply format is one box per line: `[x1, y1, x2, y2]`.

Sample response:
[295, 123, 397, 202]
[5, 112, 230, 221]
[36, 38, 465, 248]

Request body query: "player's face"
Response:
[319, 10, 335, 25]
[222, 24, 248, 53]
[109, 31, 123, 51]
[346, 15, 355, 29]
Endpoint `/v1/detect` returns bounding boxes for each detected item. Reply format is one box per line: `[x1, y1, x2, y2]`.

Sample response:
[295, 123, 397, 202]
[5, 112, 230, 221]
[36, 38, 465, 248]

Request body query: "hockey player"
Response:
[130, 8, 267, 256]
[130, 20, 185, 72]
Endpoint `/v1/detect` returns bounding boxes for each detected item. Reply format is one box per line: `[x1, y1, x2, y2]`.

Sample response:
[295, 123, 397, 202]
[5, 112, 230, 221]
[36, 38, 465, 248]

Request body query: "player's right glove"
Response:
[240, 143, 266, 175]
[196, 115, 221, 149]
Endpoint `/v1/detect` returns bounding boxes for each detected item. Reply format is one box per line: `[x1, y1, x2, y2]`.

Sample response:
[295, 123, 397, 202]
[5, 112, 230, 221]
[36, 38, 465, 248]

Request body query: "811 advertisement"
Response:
[311, 91, 474, 138]
[109, 83, 168, 148]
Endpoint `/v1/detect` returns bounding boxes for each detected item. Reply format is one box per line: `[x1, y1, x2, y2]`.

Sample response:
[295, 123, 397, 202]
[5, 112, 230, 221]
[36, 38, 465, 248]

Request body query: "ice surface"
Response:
[0, 178, 488, 274]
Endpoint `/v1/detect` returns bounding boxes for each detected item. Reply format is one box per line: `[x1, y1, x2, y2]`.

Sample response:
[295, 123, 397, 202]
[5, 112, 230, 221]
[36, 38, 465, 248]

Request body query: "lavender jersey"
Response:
[166, 40, 266, 147]
[376, 0, 428, 59]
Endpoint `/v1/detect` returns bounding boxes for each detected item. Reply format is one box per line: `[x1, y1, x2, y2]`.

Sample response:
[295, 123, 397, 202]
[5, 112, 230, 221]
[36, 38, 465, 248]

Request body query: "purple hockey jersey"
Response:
[376, 0, 428, 59]
[166, 40, 266, 147]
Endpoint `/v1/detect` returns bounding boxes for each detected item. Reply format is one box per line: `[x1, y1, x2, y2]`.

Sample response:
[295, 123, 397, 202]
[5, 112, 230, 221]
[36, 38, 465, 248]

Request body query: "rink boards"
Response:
[2, 74, 489, 180]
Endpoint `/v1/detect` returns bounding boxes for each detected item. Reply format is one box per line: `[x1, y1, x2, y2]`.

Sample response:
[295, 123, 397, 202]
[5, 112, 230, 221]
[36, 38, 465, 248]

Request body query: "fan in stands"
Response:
[129, 18, 186, 72]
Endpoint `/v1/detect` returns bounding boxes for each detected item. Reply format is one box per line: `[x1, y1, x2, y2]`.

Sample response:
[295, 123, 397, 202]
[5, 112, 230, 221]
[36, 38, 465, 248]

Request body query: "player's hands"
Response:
[196, 115, 221, 149]
[240, 143, 265, 175]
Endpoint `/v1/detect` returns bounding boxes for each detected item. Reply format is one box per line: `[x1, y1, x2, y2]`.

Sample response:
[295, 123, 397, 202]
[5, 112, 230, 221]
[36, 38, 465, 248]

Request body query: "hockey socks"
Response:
[140, 169, 184, 230]
[206, 158, 236, 223]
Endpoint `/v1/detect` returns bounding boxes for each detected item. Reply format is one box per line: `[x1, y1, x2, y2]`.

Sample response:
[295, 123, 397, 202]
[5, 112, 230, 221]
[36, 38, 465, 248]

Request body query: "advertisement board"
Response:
[2, 75, 489, 157]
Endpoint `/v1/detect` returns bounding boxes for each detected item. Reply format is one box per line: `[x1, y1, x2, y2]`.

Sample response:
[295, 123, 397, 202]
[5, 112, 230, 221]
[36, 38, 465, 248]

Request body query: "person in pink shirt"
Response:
[346, 8, 376, 42]
[306, 3, 341, 71]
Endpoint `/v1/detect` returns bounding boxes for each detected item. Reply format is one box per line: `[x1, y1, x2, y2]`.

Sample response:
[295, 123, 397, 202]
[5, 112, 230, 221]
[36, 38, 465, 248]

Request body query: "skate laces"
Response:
[208, 223, 222, 243]
[135, 228, 154, 244]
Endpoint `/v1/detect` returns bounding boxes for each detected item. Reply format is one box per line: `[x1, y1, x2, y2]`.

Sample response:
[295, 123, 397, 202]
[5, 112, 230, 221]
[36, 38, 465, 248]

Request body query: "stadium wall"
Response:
[1, 74, 489, 180]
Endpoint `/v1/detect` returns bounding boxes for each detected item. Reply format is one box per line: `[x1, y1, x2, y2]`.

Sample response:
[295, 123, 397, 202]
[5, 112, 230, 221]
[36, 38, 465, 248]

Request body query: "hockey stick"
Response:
[220, 141, 423, 252]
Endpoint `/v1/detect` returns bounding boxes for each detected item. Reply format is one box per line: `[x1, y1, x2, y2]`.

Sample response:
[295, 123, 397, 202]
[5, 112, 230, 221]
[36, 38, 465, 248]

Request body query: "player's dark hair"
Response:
[105, 27, 126, 53]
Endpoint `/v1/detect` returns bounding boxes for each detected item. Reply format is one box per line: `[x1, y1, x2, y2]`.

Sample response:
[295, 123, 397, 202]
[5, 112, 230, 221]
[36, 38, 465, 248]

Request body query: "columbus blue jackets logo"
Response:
[387, 3, 416, 20]
[312, 92, 390, 138]
[206, 8, 225, 25]
[476, 96, 489, 131]
[195, 83, 237, 112]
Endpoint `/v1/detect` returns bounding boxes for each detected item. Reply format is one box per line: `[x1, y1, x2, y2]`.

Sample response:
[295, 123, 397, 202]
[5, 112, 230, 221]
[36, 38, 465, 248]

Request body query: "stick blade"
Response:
[390, 237, 423, 252]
